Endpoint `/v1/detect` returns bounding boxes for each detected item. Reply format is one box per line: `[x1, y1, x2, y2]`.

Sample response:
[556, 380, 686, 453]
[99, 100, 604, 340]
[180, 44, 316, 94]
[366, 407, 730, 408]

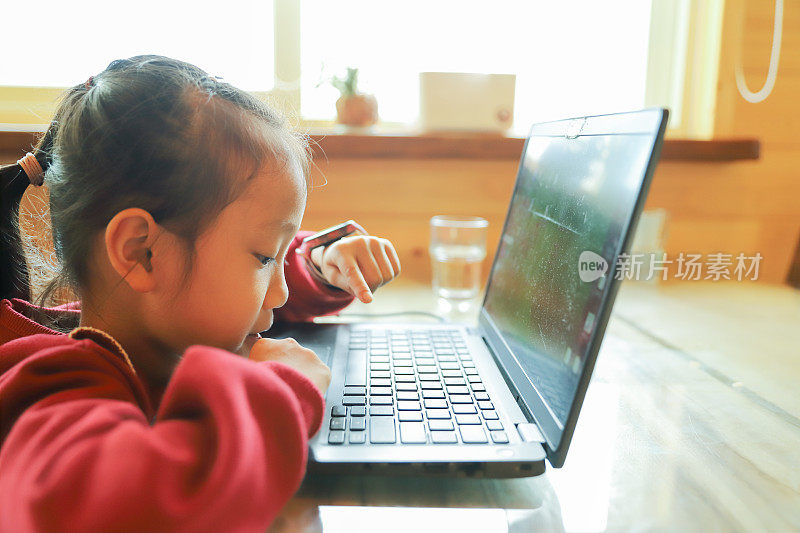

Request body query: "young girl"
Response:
[0, 55, 400, 531]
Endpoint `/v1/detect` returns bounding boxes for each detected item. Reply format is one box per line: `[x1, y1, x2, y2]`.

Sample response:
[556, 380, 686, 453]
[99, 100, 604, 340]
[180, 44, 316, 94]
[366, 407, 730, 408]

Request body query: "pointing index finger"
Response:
[341, 257, 373, 303]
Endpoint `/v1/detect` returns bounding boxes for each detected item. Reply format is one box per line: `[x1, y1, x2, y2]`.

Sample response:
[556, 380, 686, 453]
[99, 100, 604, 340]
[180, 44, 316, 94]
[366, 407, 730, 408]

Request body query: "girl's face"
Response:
[148, 163, 306, 354]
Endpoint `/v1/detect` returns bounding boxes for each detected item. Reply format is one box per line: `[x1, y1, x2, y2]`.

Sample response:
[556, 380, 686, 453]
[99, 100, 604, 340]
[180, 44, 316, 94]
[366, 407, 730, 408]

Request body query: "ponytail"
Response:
[0, 125, 56, 301]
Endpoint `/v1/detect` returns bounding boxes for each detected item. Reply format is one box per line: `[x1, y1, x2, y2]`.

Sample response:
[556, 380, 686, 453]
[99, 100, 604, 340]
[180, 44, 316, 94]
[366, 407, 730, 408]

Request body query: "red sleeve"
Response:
[0, 340, 323, 532]
[275, 230, 355, 323]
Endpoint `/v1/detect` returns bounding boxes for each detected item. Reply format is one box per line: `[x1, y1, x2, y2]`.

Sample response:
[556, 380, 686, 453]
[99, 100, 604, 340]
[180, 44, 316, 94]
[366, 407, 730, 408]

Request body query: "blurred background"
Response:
[1, 0, 797, 288]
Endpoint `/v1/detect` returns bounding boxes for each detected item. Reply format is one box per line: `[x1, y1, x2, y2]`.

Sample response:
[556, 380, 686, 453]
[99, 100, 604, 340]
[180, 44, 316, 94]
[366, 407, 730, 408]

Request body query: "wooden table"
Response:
[269, 280, 800, 532]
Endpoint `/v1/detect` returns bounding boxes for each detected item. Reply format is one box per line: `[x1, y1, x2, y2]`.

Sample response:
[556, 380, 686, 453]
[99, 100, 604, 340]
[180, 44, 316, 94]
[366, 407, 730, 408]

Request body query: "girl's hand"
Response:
[313, 235, 401, 303]
[247, 337, 332, 393]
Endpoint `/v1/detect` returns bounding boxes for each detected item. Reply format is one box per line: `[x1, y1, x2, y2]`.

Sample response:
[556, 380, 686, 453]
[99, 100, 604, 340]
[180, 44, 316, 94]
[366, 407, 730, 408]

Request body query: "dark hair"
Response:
[0, 55, 310, 331]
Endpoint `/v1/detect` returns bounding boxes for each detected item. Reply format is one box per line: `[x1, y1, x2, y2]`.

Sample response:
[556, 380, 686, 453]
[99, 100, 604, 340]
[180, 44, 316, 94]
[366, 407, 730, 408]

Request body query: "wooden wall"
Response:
[700, 0, 799, 283]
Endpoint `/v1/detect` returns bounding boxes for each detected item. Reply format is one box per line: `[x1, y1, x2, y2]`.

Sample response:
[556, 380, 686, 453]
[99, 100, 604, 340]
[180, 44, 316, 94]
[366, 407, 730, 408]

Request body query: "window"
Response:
[1, 0, 721, 137]
[301, 0, 653, 132]
[2, 1, 274, 90]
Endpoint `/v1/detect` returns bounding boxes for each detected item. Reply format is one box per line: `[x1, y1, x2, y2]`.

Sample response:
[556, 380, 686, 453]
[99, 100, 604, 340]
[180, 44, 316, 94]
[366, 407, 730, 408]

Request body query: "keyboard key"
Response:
[439, 362, 460, 370]
[346, 350, 367, 386]
[428, 419, 455, 431]
[426, 409, 451, 419]
[467, 374, 482, 383]
[393, 360, 413, 367]
[397, 400, 422, 411]
[422, 389, 445, 399]
[471, 383, 487, 392]
[482, 410, 499, 420]
[437, 355, 458, 362]
[449, 395, 474, 404]
[349, 431, 366, 444]
[370, 363, 390, 371]
[417, 365, 438, 374]
[464, 368, 479, 376]
[397, 391, 420, 401]
[350, 417, 366, 431]
[486, 419, 504, 431]
[328, 430, 345, 444]
[330, 418, 346, 430]
[395, 383, 417, 392]
[441, 369, 461, 377]
[370, 355, 389, 363]
[342, 396, 366, 406]
[399, 411, 423, 422]
[431, 431, 458, 444]
[350, 406, 366, 417]
[370, 349, 389, 356]
[370, 406, 394, 416]
[331, 405, 347, 417]
[419, 374, 441, 382]
[462, 361, 476, 368]
[477, 401, 494, 410]
[392, 353, 412, 360]
[455, 414, 482, 425]
[370, 418, 396, 443]
[453, 404, 477, 415]
[459, 426, 488, 443]
[444, 378, 466, 386]
[371, 378, 391, 387]
[447, 386, 470, 395]
[343, 386, 366, 396]
[491, 431, 509, 444]
[400, 422, 427, 443]
[421, 381, 443, 390]
[424, 399, 448, 409]
[370, 386, 392, 396]
[474, 392, 490, 401]
[395, 375, 416, 383]
[370, 396, 393, 406]
[394, 367, 415, 375]
[371, 371, 391, 379]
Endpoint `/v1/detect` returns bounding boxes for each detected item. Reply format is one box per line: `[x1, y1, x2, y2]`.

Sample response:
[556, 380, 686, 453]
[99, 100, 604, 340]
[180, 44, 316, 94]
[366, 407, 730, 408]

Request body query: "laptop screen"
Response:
[480, 110, 666, 457]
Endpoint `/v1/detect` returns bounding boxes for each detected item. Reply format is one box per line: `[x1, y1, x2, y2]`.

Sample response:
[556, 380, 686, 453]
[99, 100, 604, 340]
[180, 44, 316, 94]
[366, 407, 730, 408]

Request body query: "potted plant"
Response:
[331, 67, 378, 128]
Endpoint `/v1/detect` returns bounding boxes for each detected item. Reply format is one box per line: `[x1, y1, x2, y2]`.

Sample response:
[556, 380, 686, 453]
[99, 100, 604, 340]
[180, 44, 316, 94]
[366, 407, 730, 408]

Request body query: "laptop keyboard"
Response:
[326, 328, 509, 445]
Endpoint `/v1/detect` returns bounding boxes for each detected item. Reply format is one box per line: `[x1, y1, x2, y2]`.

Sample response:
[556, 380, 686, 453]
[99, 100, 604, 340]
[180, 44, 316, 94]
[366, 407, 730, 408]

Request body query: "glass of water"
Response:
[429, 216, 489, 307]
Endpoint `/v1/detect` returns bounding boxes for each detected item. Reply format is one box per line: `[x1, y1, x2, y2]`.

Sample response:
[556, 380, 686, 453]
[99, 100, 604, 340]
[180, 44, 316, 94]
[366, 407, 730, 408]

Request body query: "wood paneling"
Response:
[710, 0, 800, 284]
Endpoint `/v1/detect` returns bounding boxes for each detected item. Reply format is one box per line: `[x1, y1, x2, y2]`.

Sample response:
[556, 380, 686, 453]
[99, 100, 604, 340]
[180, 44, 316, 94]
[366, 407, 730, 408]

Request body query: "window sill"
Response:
[306, 129, 761, 161]
[0, 124, 760, 162]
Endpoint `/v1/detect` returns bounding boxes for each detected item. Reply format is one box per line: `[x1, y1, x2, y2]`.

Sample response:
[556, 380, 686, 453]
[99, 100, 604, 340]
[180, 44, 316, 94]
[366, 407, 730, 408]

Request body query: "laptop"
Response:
[269, 108, 669, 477]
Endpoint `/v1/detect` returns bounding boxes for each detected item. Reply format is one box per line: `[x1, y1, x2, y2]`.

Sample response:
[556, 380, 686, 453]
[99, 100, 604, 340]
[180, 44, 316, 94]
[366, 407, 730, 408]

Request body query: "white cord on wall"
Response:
[735, 0, 783, 103]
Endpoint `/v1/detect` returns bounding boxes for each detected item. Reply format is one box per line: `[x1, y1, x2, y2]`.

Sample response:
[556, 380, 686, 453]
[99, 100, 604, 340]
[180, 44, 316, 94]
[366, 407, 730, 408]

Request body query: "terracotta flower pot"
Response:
[336, 94, 378, 127]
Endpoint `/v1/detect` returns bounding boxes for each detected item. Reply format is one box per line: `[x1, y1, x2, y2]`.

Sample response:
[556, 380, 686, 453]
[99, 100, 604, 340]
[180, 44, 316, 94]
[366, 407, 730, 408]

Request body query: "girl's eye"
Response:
[254, 254, 275, 267]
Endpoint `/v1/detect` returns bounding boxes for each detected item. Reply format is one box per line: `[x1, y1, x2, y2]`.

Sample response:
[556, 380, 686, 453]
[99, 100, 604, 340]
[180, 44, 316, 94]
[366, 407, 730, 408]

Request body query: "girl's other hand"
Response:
[247, 337, 332, 393]
[315, 236, 401, 303]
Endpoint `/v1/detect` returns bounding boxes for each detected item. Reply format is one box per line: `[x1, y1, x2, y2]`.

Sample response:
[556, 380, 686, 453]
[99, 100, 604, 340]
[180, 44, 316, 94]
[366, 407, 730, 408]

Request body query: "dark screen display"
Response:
[483, 132, 653, 424]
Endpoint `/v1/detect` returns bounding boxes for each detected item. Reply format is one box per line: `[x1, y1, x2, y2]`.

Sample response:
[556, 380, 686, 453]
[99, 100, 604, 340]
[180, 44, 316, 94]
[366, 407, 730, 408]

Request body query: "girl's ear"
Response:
[104, 208, 160, 292]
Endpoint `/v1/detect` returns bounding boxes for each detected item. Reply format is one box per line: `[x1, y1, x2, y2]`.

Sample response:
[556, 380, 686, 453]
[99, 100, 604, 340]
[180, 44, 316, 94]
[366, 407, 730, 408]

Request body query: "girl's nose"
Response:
[265, 261, 290, 310]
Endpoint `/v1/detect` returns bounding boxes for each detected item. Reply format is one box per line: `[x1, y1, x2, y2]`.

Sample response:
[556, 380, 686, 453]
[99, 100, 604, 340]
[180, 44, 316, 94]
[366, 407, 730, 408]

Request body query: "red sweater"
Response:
[0, 232, 353, 532]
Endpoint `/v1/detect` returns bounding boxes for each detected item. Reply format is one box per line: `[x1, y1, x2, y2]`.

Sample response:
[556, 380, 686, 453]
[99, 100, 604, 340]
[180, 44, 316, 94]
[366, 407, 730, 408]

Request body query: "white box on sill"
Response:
[419, 72, 516, 133]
